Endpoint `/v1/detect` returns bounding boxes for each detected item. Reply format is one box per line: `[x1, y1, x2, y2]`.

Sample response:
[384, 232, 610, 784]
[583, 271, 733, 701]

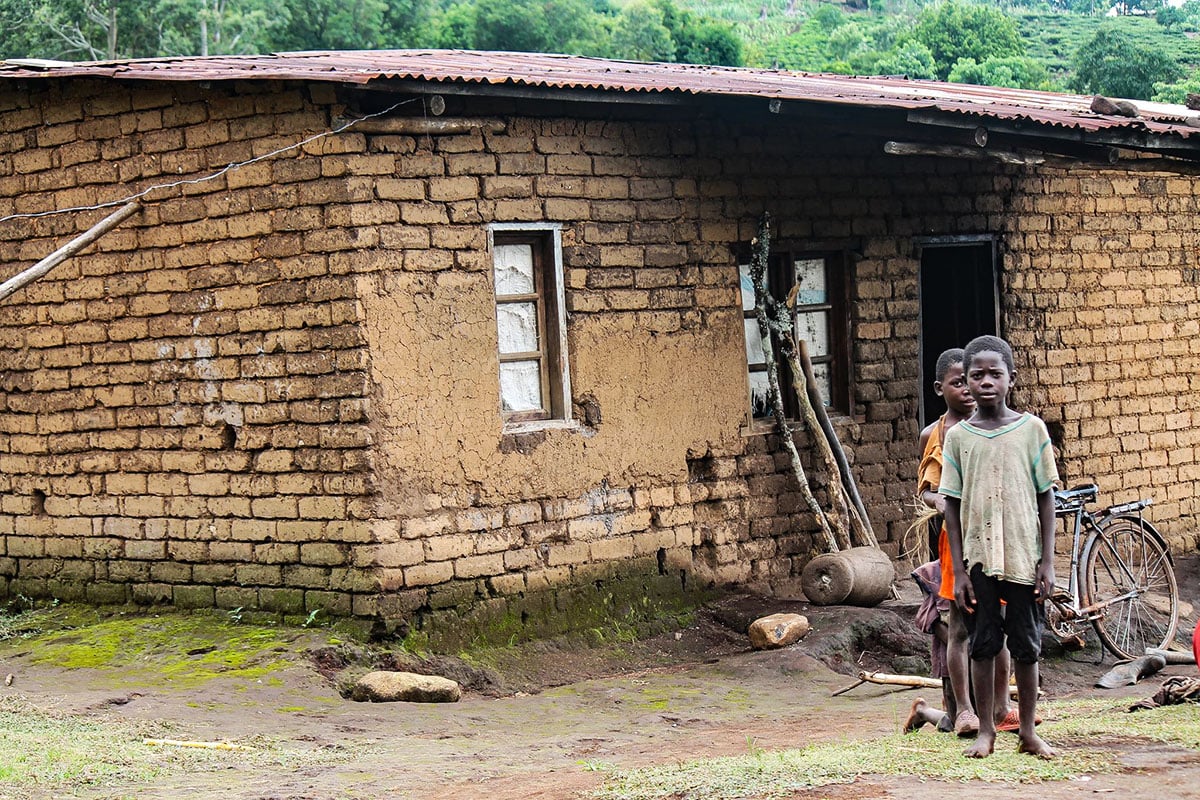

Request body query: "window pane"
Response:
[500, 360, 543, 412]
[749, 371, 772, 418]
[796, 310, 829, 357]
[794, 258, 827, 305]
[497, 301, 539, 354]
[739, 264, 756, 312]
[744, 318, 767, 365]
[811, 361, 831, 407]
[494, 243, 535, 295]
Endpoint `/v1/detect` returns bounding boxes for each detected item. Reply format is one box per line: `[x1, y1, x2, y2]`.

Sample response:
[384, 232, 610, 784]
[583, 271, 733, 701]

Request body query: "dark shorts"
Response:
[963, 563, 1044, 664]
[927, 515, 942, 564]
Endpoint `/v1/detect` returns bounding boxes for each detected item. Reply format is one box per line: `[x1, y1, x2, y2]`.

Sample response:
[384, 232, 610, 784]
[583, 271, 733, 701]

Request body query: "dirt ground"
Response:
[2, 554, 1200, 800]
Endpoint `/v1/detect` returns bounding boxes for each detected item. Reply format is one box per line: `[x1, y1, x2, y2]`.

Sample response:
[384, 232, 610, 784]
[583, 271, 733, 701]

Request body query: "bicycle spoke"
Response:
[1084, 519, 1178, 660]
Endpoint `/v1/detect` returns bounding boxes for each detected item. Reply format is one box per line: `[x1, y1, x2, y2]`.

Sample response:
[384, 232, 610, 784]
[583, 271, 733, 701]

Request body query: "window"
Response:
[490, 225, 571, 425]
[739, 249, 851, 419]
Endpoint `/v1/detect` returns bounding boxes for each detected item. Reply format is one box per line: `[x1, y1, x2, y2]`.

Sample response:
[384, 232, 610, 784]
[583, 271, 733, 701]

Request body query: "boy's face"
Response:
[934, 362, 975, 416]
[966, 350, 1013, 409]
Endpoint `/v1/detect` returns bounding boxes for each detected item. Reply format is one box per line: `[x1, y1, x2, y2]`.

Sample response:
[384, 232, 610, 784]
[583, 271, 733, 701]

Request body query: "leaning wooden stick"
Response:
[796, 339, 878, 549]
[748, 213, 839, 553]
[0, 201, 140, 304]
[779, 337, 852, 550]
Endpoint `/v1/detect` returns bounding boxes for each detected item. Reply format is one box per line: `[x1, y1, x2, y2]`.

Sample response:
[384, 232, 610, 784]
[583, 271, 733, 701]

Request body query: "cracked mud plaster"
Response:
[360, 272, 748, 505]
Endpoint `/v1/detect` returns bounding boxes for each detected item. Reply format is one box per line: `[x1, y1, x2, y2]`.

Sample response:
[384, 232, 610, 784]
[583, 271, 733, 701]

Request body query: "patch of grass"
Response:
[594, 697, 1200, 800]
[5, 607, 322, 689]
[1041, 696, 1200, 749]
[0, 694, 358, 792]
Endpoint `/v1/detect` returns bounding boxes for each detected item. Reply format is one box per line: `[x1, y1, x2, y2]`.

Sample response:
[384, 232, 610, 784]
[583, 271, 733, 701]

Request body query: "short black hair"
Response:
[934, 348, 965, 383]
[963, 335, 1015, 374]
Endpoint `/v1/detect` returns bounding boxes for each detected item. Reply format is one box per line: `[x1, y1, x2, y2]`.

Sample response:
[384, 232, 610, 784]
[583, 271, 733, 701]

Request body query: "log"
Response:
[0, 201, 140, 304]
[857, 670, 943, 690]
[796, 339, 878, 548]
[801, 545, 895, 606]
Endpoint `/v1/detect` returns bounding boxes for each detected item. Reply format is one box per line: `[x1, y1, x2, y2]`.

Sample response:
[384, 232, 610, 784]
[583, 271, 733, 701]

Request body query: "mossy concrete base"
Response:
[1, 563, 717, 651]
[403, 566, 716, 652]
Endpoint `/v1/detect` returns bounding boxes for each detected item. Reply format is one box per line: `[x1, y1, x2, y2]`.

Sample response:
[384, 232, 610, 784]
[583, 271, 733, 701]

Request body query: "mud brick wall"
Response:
[0, 78, 1196, 636]
[1005, 172, 1200, 550]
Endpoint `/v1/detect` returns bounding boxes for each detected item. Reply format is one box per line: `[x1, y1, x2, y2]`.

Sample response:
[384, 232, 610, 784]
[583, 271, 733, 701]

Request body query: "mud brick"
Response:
[404, 560, 454, 587]
[454, 553, 504, 579]
[424, 533, 474, 562]
[545, 541, 589, 566]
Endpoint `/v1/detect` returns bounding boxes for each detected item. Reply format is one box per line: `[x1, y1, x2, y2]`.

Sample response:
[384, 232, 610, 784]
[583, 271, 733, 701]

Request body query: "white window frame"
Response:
[489, 223, 573, 432]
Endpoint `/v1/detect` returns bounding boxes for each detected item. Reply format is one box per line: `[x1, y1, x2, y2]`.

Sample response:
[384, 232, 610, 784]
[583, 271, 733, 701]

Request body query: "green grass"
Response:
[592, 697, 1200, 799]
[0, 694, 356, 792]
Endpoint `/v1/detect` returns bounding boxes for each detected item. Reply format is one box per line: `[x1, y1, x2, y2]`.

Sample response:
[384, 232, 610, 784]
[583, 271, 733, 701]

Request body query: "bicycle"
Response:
[1047, 483, 1180, 662]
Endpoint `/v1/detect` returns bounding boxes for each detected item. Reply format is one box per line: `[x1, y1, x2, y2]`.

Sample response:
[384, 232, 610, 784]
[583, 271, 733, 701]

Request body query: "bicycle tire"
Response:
[1082, 517, 1179, 661]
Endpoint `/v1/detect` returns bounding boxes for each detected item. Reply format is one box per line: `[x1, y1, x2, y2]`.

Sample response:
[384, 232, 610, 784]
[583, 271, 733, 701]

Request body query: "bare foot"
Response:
[964, 731, 995, 758]
[903, 697, 929, 733]
[1018, 733, 1056, 759]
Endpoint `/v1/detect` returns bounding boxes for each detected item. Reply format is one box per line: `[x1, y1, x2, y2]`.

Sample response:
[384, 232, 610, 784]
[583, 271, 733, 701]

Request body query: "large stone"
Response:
[747, 613, 811, 650]
[350, 671, 462, 703]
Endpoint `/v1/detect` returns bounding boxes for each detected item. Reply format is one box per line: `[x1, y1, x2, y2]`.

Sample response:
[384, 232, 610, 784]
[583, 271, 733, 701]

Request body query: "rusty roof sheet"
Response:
[2, 49, 1197, 141]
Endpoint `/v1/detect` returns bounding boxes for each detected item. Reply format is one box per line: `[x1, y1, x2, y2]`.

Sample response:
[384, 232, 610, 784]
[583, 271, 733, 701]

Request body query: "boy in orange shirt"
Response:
[910, 348, 1013, 737]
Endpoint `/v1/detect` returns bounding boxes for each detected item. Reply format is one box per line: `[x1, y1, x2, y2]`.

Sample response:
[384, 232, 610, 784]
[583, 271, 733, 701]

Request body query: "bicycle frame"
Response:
[1053, 487, 1154, 622]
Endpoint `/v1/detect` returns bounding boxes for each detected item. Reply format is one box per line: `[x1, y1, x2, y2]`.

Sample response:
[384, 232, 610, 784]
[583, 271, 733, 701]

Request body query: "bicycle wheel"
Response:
[1082, 517, 1179, 661]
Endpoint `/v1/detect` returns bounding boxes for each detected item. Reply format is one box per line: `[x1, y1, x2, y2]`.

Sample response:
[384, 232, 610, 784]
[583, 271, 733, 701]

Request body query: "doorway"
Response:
[917, 238, 1000, 427]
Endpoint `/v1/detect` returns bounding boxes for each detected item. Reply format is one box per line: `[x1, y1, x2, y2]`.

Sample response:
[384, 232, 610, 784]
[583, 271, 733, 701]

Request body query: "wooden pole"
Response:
[780, 344, 852, 551]
[796, 339, 878, 549]
[0, 201, 140, 304]
[748, 214, 839, 553]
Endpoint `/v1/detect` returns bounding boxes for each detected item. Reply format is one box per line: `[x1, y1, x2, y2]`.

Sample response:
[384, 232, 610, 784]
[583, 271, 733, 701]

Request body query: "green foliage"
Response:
[272, 0, 392, 51]
[874, 39, 938, 78]
[613, 1, 676, 61]
[1153, 70, 1200, 102]
[1071, 25, 1185, 98]
[473, 0, 555, 52]
[948, 54, 1052, 89]
[909, 0, 1026, 79]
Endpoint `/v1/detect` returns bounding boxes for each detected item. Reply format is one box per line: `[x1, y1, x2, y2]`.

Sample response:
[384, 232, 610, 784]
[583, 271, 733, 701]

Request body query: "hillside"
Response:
[681, 0, 1200, 93]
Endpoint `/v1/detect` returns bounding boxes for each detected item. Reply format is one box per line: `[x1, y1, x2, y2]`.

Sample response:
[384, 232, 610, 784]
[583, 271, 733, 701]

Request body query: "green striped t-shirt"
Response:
[938, 413, 1058, 586]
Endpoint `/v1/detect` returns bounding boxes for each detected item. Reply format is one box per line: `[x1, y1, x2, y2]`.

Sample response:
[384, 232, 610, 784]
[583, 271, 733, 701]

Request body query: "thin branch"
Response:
[749, 213, 839, 553]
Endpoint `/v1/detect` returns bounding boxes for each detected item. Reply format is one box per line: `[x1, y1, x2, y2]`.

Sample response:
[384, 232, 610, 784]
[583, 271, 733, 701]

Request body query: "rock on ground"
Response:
[349, 670, 462, 703]
[748, 613, 811, 649]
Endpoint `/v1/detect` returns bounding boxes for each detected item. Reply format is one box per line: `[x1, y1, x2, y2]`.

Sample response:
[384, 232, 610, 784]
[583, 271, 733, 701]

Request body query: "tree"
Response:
[426, 1, 476, 49]
[828, 23, 867, 63]
[948, 56, 1051, 90]
[155, 0, 283, 56]
[910, 0, 1025, 80]
[1071, 26, 1183, 99]
[873, 41, 938, 80]
[380, 0, 437, 49]
[611, 0, 674, 61]
[272, 0, 389, 50]
[1152, 70, 1200, 102]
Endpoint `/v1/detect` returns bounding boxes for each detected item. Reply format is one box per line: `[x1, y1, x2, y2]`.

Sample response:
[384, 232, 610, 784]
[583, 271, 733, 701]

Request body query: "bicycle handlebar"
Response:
[1052, 483, 1152, 517]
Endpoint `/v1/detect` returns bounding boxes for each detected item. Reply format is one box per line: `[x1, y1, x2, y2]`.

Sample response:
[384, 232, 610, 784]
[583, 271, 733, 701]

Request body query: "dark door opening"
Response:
[918, 240, 1000, 426]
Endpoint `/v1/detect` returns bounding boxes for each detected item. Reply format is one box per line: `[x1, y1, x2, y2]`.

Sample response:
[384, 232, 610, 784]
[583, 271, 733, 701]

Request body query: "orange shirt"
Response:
[918, 417, 955, 601]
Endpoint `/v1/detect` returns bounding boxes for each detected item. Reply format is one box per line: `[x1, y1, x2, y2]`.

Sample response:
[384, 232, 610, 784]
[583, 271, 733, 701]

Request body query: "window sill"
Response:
[503, 418, 581, 436]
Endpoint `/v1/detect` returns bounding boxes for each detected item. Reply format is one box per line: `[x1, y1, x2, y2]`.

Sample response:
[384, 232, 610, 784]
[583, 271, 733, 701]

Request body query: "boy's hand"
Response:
[953, 568, 975, 613]
[1035, 561, 1056, 601]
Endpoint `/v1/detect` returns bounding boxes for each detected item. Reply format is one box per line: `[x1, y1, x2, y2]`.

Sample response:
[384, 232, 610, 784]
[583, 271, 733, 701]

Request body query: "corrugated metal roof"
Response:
[2, 49, 1197, 142]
